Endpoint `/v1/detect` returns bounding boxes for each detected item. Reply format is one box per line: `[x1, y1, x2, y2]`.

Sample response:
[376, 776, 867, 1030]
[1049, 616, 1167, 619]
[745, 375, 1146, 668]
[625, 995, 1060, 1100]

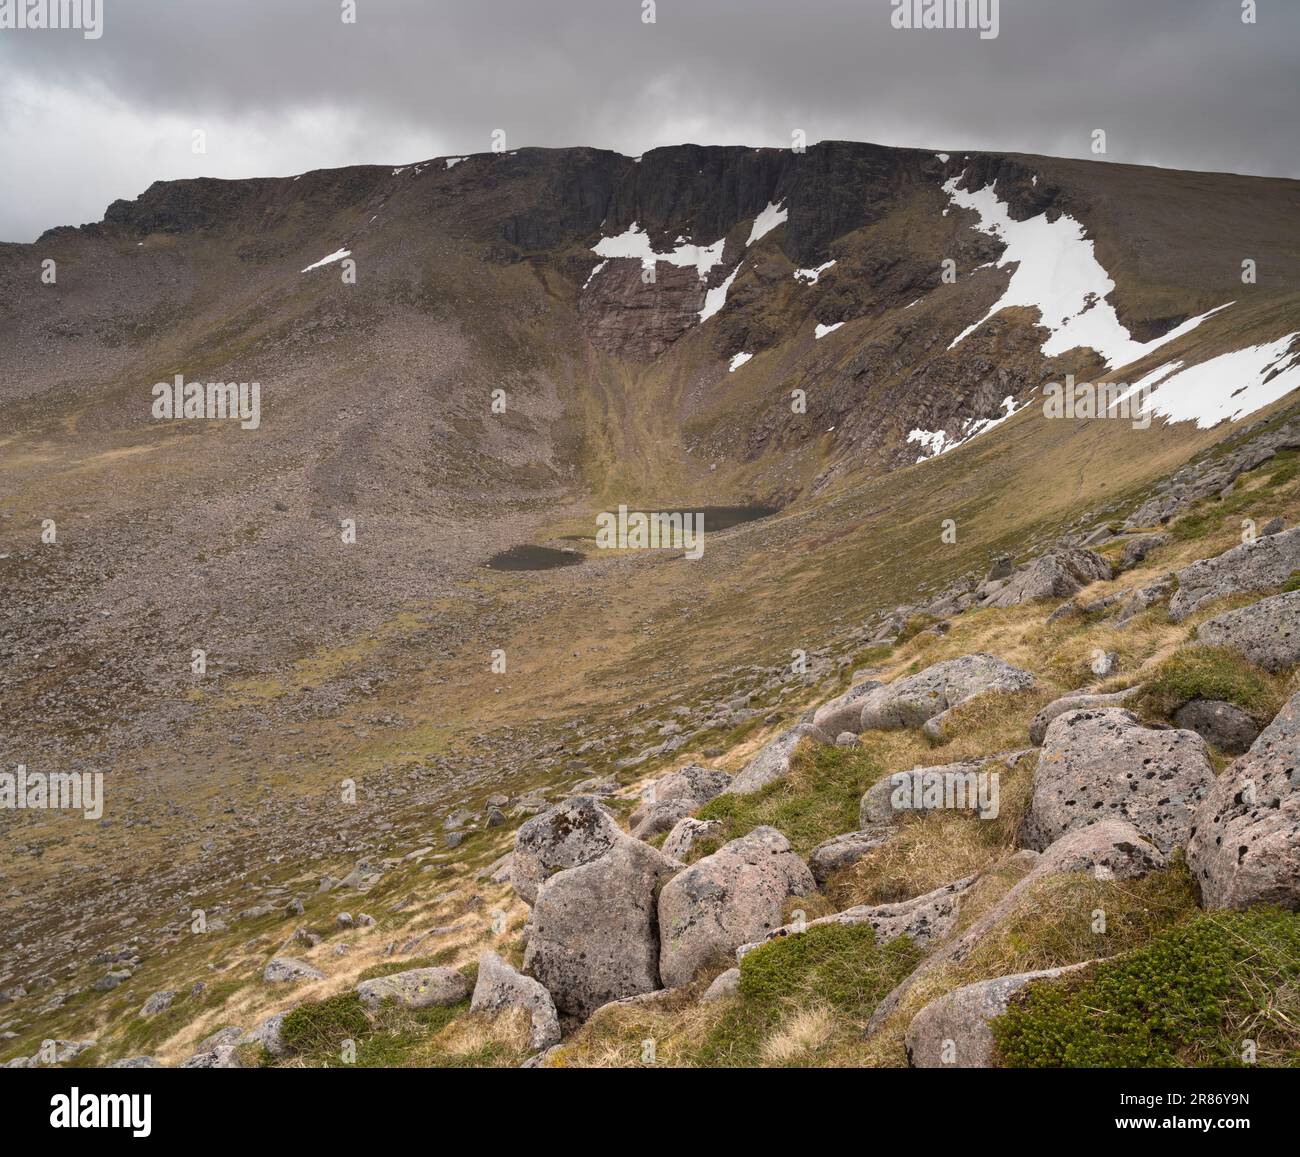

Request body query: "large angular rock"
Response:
[658, 827, 815, 988]
[1173, 699, 1261, 756]
[511, 796, 622, 905]
[1028, 687, 1140, 746]
[471, 951, 561, 1051]
[629, 764, 731, 832]
[722, 723, 828, 796]
[1021, 708, 1214, 855]
[811, 679, 883, 736]
[983, 549, 1112, 609]
[905, 962, 1095, 1067]
[355, 966, 471, 1011]
[857, 654, 1036, 733]
[1196, 590, 1300, 673]
[1187, 690, 1300, 910]
[1169, 526, 1300, 620]
[523, 837, 682, 1018]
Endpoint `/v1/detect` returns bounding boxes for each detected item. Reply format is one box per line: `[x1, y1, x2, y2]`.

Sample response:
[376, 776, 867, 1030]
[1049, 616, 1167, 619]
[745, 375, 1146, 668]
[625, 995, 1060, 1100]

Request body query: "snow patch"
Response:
[814, 321, 845, 340]
[936, 152, 950, 163]
[583, 260, 608, 289]
[944, 176, 1231, 369]
[700, 265, 741, 323]
[592, 222, 725, 279]
[445, 156, 464, 169]
[747, 201, 788, 246]
[793, 260, 835, 285]
[908, 395, 1028, 463]
[1121, 333, 1300, 429]
[301, 248, 351, 273]
[729, 351, 754, 372]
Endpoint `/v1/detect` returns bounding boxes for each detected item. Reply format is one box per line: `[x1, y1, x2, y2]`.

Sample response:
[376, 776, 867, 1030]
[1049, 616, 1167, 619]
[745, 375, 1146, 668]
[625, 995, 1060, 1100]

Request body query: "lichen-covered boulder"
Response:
[982, 549, 1112, 609]
[356, 966, 471, 1011]
[722, 723, 829, 795]
[1196, 590, 1300, 673]
[857, 654, 1036, 733]
[471, 951, 561, 1051]
[523, 837, 682, 1018]
[1169, 526, 1300, 621]
[905, 963, 1095, 1067]
[1021, 708, 1214, 855]
[1187, 690, 1300, 910]
[658, 827, 815, 988]
[511, 795, 622, 905]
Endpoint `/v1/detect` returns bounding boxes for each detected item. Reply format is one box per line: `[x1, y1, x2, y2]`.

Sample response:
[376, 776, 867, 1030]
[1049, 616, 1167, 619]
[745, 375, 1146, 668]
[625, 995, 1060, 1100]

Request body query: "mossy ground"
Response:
[992, 909, 1300, 1067]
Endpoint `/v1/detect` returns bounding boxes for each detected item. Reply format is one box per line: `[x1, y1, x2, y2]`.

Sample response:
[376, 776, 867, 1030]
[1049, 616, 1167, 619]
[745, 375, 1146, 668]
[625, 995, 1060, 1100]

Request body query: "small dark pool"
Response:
[486, 545, 585, 571]
[668, 505, 779, 531]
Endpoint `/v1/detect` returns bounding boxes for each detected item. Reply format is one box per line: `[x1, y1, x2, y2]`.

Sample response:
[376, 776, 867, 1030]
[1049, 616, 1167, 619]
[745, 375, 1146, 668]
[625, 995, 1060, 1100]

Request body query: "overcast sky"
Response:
[1, 0, 1296, 242]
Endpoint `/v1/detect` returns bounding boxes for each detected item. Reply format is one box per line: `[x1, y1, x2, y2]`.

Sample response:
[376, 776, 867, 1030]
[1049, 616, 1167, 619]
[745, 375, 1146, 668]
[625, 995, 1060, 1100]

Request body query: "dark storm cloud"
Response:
[0, 0, 1296, 241]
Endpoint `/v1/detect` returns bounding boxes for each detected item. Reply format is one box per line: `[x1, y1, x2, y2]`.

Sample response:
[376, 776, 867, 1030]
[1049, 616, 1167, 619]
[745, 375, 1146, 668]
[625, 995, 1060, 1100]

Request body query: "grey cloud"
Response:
[0, 0, 1296, 241]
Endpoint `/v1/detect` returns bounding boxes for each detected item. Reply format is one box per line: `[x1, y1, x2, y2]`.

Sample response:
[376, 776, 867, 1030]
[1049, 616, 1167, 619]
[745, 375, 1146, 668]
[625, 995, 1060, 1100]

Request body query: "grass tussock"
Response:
[1135, 644, 1289, 724]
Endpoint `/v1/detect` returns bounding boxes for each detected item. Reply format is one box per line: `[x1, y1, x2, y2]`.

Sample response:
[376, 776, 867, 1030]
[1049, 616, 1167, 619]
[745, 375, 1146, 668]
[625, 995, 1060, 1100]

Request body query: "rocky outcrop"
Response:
[722, 723, 829, 795]
[1168, 527, 1300, 620]
[1196, 590, 1300, 672]
[868, 821, 1165, 1033]
[1119, 533, 1169, 570]
[811, 679, 883, 736]
[471, 951, 562, 1051]
[629, 764, 731, 836]
[523, 837, 682, 1018]
[981, 549, 1112, 609]
[658, 827, 814, 988]
[1187, 690, 1300, 911]
[1028, 687, 1140, 746]
[856, 654, 1036, 732]
[1020, 708, 1214, 855]
[905, 962, 1096, 1067]
[511, 796, 623, 905]
[356, 966, 471, 1011]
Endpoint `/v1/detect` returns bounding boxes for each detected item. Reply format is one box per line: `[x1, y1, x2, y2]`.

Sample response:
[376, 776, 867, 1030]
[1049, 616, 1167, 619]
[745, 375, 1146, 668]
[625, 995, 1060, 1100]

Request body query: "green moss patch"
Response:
[1135, 644, 1286, 723]
[695, 741, 886, 859]
[694, 922, 923, 1066]
[992, 909, 1300, 1067]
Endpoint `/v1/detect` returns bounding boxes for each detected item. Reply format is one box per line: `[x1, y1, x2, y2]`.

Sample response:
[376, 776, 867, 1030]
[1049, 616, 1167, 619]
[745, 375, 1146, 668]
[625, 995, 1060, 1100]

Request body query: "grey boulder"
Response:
[1187, 689, 1300, 910]
[1020, 708, 1214, 855]
[1029, 687, 1140, 746]
[722, 723, 828, 795]
[471, 951, 561, 1051]
[356, 966, 471, 1011]
[662, 816, 724, 861]
[982, 549, 1112, 609]
[523, 837, 682, 1018]
[262, 957, 324, 984]
[1196, 590, 1300, 673]
[905, 962, 1096, 1067]
[857, 654, 1036, 733]
[658, 826, 814, 988]
[1172, 699, 1261, 756]
[511, 795, 622, 905]
[1169, 526, 1300, 620]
